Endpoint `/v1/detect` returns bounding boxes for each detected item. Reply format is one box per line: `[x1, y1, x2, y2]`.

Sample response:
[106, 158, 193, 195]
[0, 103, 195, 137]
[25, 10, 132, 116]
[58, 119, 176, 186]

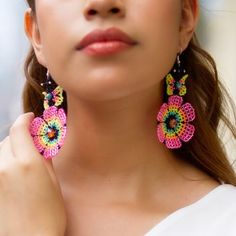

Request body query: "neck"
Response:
[53, 85, 186, 200]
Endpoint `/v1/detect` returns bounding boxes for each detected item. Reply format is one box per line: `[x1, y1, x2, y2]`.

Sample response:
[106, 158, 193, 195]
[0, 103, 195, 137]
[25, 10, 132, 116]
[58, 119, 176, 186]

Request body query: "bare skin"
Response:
[0, 0, 220, 235]
[0, 114, 66, 236]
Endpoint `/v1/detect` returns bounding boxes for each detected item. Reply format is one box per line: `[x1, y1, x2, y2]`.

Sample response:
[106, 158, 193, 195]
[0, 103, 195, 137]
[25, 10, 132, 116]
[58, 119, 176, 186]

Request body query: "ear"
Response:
[179, 0, 199, 52]
[24, 8, 47, 67]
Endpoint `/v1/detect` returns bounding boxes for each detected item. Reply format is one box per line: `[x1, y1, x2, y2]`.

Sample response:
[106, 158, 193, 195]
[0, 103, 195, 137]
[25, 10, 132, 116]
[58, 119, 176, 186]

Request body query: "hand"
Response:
[0, 113, 67, 236]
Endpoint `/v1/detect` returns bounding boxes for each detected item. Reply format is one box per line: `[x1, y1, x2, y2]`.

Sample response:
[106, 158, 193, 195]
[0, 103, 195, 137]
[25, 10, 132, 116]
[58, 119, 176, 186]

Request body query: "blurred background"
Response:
[0, 0, 28, 138]
[0, 0, 235, 160]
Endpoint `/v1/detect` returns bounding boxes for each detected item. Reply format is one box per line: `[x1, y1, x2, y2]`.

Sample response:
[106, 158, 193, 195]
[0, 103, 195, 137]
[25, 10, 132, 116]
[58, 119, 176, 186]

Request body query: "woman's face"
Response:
[27, 0, 197, 101]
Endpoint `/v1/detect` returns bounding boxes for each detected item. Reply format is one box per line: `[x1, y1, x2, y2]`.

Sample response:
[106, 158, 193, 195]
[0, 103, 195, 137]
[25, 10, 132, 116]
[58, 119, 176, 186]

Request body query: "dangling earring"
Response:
[156, 52, 196, 149]
[29, 70, 67, 159]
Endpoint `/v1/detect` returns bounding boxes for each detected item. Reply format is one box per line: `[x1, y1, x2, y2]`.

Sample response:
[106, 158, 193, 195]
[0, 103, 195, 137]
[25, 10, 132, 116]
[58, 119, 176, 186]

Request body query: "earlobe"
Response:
[24, 8, 47, 67]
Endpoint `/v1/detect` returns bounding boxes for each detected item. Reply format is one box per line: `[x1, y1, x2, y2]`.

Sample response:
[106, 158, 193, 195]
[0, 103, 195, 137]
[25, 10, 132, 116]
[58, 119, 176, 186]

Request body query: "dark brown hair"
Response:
[23, 0, 236, 185]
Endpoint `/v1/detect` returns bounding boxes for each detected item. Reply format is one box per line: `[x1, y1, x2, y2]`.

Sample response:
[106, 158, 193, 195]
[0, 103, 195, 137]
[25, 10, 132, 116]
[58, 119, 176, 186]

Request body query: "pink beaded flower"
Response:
[157, 95, 195, 149]
[29, 106, 67, 159]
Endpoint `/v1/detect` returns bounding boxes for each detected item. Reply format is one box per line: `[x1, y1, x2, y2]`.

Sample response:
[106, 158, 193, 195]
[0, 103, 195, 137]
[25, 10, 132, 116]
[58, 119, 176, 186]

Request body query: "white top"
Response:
[144, 184, 236, 236]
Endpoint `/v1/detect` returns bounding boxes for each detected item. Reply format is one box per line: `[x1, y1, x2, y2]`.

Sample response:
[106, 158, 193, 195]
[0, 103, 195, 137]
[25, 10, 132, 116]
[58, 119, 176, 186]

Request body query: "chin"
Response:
[66, 75, 143, 102]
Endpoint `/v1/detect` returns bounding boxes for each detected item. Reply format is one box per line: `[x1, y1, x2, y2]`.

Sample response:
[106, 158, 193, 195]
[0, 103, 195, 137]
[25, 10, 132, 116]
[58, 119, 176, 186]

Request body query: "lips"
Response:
[76, 27, 137, 50]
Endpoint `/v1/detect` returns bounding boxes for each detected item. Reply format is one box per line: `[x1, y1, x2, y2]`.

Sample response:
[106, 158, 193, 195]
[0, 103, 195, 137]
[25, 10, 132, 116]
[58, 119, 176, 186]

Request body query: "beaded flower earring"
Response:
[156, 52, 196, 149]
[29, 70, 67, 159]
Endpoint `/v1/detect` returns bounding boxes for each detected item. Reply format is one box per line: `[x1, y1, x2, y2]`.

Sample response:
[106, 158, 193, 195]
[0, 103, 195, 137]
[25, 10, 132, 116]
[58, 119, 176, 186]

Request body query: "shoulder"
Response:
[211, 184, 236, 206]
[213, 184, 236, 216]
[145, 184, 236, 236]
[177, 184, 236, 235]
[190, 184, 236, 234]
[209, 184, 236, 234]
[189, 184, 236, 215]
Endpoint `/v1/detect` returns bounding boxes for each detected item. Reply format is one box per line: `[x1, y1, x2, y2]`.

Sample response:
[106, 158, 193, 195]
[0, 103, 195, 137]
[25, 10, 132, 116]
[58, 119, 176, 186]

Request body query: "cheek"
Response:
[36, 1, 79, 66]
[134, 0, 182, 72]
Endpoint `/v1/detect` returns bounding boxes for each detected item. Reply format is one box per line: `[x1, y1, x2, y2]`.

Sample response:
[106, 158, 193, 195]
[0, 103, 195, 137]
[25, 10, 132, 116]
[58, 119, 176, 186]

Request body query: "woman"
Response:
[0, 0, 236, 235]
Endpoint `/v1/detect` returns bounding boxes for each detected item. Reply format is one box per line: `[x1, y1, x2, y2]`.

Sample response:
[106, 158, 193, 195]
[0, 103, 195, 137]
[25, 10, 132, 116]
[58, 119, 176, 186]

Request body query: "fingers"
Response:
[0, 136, 15, 165]
[9, 113, 57, 177]
[9, 112, 41, 163]
[7, 113, 60, 186]
[0, 113, 61, 196]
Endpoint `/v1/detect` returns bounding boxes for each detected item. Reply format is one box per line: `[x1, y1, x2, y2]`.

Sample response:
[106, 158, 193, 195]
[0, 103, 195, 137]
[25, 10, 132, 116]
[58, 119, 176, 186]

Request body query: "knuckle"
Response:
[0, 158, 15, 178]
[0, 171, 7, 189]
[19, 160, 35, 172]
[0, 167, 8, 178]
[0, 165, 13, 188]
[0, 164, 12, 182]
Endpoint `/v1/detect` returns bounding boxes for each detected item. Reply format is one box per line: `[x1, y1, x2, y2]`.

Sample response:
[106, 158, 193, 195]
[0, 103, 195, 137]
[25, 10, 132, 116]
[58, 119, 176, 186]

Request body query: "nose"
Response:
[83, 0, 125, 19]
